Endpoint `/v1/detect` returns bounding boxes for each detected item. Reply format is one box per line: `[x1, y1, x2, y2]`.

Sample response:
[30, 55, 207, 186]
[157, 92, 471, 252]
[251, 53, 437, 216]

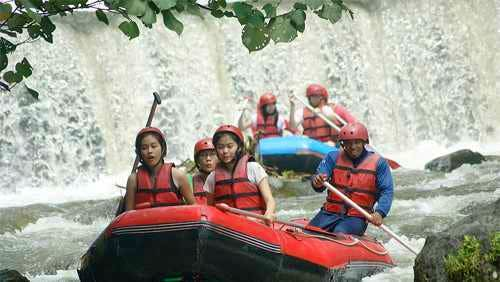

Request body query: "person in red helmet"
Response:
[289, 84, 357, 144]
[192, 138, 219, 205]
[203, 124, 276, 224]
[309, 122, 394, 235]
[238, 92, 292, 141]
[125, 127, 196, 211]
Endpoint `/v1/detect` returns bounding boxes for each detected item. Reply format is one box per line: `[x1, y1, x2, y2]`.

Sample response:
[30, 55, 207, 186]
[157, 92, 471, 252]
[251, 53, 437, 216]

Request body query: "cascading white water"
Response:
[1, 2, 500, 281]
[1, 0, 499, 192]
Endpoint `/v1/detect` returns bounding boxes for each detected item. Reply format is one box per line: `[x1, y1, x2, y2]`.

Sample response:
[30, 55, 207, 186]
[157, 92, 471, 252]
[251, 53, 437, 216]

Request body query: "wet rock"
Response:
[0, 269, 30, 282]
[424, 149, 486, 172]
[485, 155, 500, 162]
[414, 199, 500, 281]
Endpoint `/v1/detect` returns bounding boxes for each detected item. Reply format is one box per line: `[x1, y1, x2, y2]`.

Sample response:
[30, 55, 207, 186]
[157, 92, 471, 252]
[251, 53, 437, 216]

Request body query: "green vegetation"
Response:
[444, 232, 500, 282]
[0, 0, 353, 96]
[281, 169, 300, 179]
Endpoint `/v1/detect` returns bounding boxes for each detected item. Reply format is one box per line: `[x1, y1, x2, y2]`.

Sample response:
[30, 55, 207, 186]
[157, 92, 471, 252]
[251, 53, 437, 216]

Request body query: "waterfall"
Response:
[1, 0, 499, 191]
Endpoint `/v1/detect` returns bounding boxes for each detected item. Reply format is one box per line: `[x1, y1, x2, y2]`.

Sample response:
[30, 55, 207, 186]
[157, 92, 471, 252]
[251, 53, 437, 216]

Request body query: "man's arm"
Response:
[288, 98, 302, 131]
[333, 104, 357, 124]
[311, 151, 339, 192]
[374, 158, 394, 218]
[238, 110, 252, 131]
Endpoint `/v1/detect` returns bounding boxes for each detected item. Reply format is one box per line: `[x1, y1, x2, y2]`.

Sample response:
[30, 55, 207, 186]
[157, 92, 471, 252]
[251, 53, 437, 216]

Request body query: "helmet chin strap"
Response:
[140, 147, 166, 171]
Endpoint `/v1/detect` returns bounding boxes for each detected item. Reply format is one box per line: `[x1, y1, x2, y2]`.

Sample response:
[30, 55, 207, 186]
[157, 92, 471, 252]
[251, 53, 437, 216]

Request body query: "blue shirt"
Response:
[312, 149, 394, 217]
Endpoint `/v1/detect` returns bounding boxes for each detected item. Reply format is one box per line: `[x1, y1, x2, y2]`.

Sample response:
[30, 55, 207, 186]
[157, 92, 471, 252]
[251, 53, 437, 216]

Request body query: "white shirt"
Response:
[251, 114, 286, 130]
[203, 162, 268, 193]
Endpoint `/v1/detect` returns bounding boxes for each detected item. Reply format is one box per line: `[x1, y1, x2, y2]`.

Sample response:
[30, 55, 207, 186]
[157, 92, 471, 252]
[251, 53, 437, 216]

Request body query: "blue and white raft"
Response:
[256, 136, 338, 174]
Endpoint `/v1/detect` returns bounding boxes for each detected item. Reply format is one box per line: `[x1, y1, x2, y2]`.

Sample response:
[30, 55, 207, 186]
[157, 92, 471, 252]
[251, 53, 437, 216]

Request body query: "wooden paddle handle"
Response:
[131, 92, 162, 173]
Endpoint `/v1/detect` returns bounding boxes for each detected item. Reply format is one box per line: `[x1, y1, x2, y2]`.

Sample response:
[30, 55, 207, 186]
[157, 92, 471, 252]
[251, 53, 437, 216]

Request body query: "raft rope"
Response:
[286, 228, 389, 256]
[357, 239, 389, 256]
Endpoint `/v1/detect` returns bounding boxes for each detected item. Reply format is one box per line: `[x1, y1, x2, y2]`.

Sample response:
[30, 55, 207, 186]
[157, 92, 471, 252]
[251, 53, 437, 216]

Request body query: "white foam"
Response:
[362, 265, 414, 282]
[385, 236, 425, 261]
[384, 139, 500, 170]
[1, 216, 109, 238]
[393, 192, 497, 217]
[28, 270, 79, 282]
[0, 173, 128, 208]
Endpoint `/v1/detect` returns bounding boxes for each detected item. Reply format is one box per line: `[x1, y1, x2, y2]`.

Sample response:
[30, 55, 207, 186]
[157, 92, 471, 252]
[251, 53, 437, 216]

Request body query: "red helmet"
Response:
[306, 84, 328, 100]
[338, 122, 369, 143]
[258, 92, 277, 106]
[213, 124, 244, 145]
[135, 127, 167, 157]
[194, 138, 215, 157]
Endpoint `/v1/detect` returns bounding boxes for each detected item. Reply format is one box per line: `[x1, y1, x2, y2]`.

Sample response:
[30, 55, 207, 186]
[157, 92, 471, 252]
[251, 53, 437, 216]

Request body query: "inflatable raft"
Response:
[78, 205, 393, 282]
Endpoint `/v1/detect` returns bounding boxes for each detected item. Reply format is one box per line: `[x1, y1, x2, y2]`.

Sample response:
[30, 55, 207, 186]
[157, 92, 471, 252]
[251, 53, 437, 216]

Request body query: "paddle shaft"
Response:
[323, 182, 418, 255]
[291, 93, 401, 169]
[291, 94, 342, 131]
[215, 203, 305, 229]
[131, 92, 162, 173]
[216, 203, 354, 237]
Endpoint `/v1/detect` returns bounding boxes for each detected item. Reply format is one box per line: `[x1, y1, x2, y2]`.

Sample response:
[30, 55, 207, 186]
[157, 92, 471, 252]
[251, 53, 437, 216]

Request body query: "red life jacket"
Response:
[302, 106, 343, 142]
[192, 172, 208, 205]
[214, 155, 266, 214]
[323, 151, 380, 217]
[135, 163, 183, 209]
[251, 109, 282, 139]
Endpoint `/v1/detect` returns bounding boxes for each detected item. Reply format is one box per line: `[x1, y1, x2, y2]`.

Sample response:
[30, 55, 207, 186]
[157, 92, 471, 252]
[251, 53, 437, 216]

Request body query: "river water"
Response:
[1, 0, 500, 280]
[1, 142, 499, 281]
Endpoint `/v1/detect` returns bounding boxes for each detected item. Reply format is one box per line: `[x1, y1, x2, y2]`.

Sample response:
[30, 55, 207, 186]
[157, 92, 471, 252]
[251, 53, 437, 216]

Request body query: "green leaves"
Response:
[305, 0, 324, 10]
[232, 2, 252, 24]
[141, 3, 157, 27]
[290, 9, 306, 33]
[0, 3, 12, 20]
[186, 2, 203, 19]
[0, 54, 8, 73]
[268, 16, 297, 43]
[124, 0, 147, 16]
[211, 9, 224, 18]
[293, 2, 307, 11]
[162, 10, 183, 35]
[242, 25, 269, 52]
[152, 0, 177, 10]
[7, 13, 31, 33]
[0, 0, 352, 96]
[40, 16, 55, 42]
[262, 3, 276, 18]
[0, 37, 16, 55]
[119, 21, 140, 39]
[19, 0, 42, 23]
[2, 57, 32, 84]
[25, 84, 39, 100]
[16, 58, 32, 78]
[95, 10, 109, 25]
[3, 71, 22, 84]
[318, 2, 342, 24]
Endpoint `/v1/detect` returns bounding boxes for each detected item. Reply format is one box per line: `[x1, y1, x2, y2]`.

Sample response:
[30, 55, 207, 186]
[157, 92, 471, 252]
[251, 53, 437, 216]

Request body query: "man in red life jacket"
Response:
[238, 92, 292, 141]
[289, 84, 357, 144]
[125, 127, 196, 210]
[309, 122, 394, 236]
[192, 138, 218, 205]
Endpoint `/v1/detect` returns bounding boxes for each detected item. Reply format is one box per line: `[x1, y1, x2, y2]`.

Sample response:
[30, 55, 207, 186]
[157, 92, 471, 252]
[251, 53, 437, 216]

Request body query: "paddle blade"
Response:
[386, 158, 401, 170]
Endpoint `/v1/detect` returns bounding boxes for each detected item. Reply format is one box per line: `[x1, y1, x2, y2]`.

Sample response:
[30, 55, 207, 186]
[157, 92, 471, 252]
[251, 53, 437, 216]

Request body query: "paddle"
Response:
[115, 92, 162, 216]
[130, 92, 162, 171]
[290, 93, 401, 169]
[215, 203, 337, 237]
[323, 182, 418, 255]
